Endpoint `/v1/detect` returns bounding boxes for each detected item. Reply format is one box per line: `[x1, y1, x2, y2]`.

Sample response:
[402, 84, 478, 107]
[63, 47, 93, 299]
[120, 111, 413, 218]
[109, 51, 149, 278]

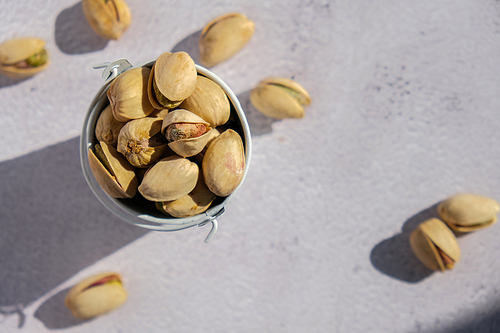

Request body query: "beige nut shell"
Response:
[153, 51, 197, 102]
[95, 105, 126, 147]
[0, 37, 50, 79]
[82, 0, 131, 40]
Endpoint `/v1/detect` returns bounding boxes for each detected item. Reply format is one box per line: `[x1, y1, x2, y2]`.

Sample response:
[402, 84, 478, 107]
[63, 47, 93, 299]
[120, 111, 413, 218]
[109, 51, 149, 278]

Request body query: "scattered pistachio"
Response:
[0, 37, 50, 79]
[82, 0, 132, 40]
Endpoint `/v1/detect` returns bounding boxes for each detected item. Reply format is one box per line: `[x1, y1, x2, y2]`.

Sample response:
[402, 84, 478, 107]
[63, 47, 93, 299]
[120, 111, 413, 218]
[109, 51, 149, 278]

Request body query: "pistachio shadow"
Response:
[55, 1, 108, 55]
[237, 89, 278, 136]
[170, 29, 202, 65]
[0, 137, 148, 324]
[369, 204, 440, 283]
[0, 75, 31, 89]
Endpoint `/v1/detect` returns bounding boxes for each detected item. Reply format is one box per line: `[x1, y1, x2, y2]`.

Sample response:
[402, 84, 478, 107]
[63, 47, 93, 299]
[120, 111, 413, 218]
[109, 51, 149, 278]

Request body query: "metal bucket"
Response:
[80, 59, 252, 242]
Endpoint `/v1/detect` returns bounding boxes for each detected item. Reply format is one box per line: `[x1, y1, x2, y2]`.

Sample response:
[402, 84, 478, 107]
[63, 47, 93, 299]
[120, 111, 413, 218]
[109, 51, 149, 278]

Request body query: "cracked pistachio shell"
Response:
[199, 13, 255, 67]
[95, 105, 126, 147]
[202, 129, 245, 197]
[161, 109, 213, 157]
[147, 52, 197, 109]
[438, 193, 499, 232]
[0, 37, 50, 79]
[117, 117, 168, 168]
[250, 77, 311, 119]
[88, 141, 138, 198]
[179, 76, 230, 127]
[138, 155, 199, 202]
[82, 0, 131, 40]
[156, 172, 216, 218]
[65, 272, 127, 319]
[107, 67, 155, 122]
[409, 218, 461, 272]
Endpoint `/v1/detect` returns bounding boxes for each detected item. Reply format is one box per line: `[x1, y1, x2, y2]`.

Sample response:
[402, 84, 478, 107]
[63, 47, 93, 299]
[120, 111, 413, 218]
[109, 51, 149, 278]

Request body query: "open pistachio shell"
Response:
[438, 193, 499, 232]
[95, 105, 126, 147]
[202, 129, 245, 197]
[88, 141, 138, 198]
[82, 0, 131, 40]
[409, 218, 461, 272]
[0, 37, 49, 79]
[65, 272, 127, 319]
[179, 76, 230, 127]
[108, 67, 155, 122]
[199, 13, 255, 67]
[138, 155, 199, 202]
[250, 77, 311, 119]
[117, 117, 168, 168]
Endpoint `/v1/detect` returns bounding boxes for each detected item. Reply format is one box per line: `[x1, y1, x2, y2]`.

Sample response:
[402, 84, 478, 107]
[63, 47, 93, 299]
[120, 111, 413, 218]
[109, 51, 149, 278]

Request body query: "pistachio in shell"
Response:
[138, 155, 199, 202]
[199, 13, 255, 67]
[438, 193, 499, 232]
[202, 129, 245, 197]
[250, 77, 311, 119]
[0, 37, 50, 79]
[409, 218, 461, 272]
[161, 109, 213, 157]
[88, 141, 138, 198]
[116, 117, 168, 168]
[107, 67, 155, 122]
[95, 105, 126, 147]
[179, 75, 230, 127]
[65, 272, 127, 319]
[82, 0, 131, 40]
[148, 52, 197, 109]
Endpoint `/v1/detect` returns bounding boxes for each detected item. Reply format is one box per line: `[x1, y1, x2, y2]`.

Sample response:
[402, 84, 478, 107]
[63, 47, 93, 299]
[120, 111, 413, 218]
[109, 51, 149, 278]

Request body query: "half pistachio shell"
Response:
[438, 193, 499, 232]
[108, 67, 155, 122]
[116, 117, 168, 168]
[179, 75, 230, 127]
[199, 13, 255, 67]
[250, 77, 311, 119]
[65, 272, 127, 319]
[138, 155, 199, 202]
[82, 0, 131, 40]
[0, 37, 50, 79]
[409, 218, 461, 272]
[202, 129, 245, 197]
[95, 105, 126, 147]
[88, 141, 138, 198]
[161, 109, 213, 157]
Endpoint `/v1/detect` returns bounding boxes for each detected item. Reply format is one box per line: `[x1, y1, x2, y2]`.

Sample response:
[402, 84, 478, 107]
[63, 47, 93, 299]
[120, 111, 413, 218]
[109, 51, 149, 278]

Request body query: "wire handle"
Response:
[93, 59, 132, 82]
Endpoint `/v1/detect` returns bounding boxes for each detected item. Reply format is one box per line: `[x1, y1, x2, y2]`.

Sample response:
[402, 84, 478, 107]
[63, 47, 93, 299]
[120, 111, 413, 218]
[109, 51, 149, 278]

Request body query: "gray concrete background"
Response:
[1, 0, 500, 332]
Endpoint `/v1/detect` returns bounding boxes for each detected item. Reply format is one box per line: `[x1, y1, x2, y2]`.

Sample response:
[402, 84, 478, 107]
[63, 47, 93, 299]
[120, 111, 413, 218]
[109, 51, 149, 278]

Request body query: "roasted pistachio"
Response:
[250, 77, 311, 119]
[179, 76, 230, 127]
[438, 193, 499, 232]
[108, 67, 155, 122]
[199, 13, 255, 67]
[138, 155, 199, 202]
[82, 0, 131, 40]
[95, 105, 126, 147]
[0, 37, 50, 79]
[148, 52, 197, 109]
[88, 141, 138, 198]
[409, 218, 461, 272]
[202, 129, 245, 197]
[65, 272, 127, 319]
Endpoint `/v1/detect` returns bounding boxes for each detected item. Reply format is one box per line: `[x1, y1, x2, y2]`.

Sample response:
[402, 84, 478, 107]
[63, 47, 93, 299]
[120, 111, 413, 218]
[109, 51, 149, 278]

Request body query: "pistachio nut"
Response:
[148, 52, 197, 109]
[65, 272, 127, 319]
[95, 105, 126, 147]
[138, 155, 199, 202]
[202, 129, 245, 197]
[156, 172, 216, 218]
[0, 37, 49, 79]
[250, 77, 311, 119]
[108, 67, 155, 122]
[117, 117, 168, 168]
[149, 108, 170, 119]
[88, 141, 138, 198]
[161, 109, 213, 157]
[438, 193, 499, 232]
[199, 13, 255, 67]
[82, 0, 131, 40]
[179, 76, 230, 127]
[409, 218, 461, 272]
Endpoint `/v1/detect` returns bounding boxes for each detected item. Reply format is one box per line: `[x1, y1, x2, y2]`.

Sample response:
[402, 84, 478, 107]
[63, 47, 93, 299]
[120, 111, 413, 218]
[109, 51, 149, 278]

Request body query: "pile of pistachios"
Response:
[410, 193, 499, 272]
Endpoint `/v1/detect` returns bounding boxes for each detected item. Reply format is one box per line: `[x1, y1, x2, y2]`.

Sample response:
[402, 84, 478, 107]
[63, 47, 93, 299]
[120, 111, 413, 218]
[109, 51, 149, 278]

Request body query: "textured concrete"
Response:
[1, 0, 500, 332]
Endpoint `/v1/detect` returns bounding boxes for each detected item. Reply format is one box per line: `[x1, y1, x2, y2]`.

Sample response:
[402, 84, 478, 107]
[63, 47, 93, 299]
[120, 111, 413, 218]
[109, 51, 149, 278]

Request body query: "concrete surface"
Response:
[1, 0, 500, 332]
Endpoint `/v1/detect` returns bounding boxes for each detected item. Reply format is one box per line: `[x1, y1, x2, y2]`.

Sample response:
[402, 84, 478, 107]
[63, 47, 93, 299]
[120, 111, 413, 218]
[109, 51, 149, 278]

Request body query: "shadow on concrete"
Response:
[0, 75, 31, 89]
[55, 1, 108, 54]
[237, 89, 278, 136]
[0, 137, 148, 326]
[170, 29, 202, 65]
